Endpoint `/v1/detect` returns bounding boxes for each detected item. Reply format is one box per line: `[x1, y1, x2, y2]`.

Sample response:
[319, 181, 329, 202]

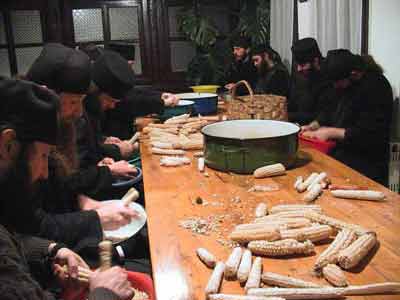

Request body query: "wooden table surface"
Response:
[139, 140, 400, 300]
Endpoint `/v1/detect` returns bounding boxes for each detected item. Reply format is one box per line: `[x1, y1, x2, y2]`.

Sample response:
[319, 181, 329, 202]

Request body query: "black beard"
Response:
[0, 146, 43, 233]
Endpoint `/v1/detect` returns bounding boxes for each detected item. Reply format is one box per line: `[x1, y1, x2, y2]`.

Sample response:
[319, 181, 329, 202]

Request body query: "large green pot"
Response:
[201, 120, 300, 174]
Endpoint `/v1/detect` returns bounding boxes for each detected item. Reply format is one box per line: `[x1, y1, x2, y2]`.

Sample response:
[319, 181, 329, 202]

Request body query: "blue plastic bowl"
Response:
[160, 100, 194, 121]
[176, 93, 218, 115]
[112, 166, 143, 188]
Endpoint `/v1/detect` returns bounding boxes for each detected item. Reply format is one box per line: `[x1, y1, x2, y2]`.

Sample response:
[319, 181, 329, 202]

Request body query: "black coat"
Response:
[225, 55, 258, 95]
[317, 71, 393, 185]
[0, 225, 121, 300]
[254, 64, 290, 97]
[102, 88, 164, 139]
[289, 72, 333, 125]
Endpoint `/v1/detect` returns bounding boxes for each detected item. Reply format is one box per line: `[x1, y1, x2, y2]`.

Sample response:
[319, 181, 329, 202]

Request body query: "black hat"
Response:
[232, 37, 251, 49]
[91, 50, 135, 99]
[323, 49, 359, 81]
[291, 37, 322, 64]
[26, 43, 91, 94]
[77, 43, 104, 61]
[0, 77, 60, 145]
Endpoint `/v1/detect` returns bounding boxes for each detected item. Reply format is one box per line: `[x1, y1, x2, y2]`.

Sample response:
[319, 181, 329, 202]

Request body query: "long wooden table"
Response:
[140, 141, 400, 300]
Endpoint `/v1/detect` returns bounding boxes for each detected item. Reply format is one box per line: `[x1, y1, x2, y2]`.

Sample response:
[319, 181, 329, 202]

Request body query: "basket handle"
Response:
[230, 80, 254, 102]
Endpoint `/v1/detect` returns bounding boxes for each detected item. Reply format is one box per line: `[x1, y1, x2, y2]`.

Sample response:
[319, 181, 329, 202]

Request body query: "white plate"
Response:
[103, 200, 147, 244]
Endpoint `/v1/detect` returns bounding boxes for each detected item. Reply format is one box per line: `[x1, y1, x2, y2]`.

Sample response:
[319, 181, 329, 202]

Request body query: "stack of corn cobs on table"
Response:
[142, 113, 224, 168]
[198, 203, 399, 299]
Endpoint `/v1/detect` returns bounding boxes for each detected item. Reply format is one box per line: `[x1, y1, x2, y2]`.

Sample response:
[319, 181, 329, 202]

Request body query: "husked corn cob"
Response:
[98, 240, 113, 271]
[344, 282, 400, 295]
[151, 141, 174, 149]
[160, 156, 190, 166]
[148, 122, 181, 129]
[151, 147, 186, 155]
[307, 172, 327, 191]
[322, 264, 348, 287]
[304, 211, 372, 236]
[236, 218, 311, 231]
[338, 233, 377, 269]
[237, 249, 252, 284]
[164, 113, 190, 124]
[261, 272, 321, 288]
[225, 247, 243, 279]
[194, 151, 204, 157]
[198, 157, 205, 172]
[229, 227, 281, 244]
[331, 189, 385, 201]
[270, 204, 322, 215]
[209, 294, 285, 300]
[255, 203, 268, 218]
[253, 163, 286, 178]
[245, 257, 262, 291]
[173, 140, 204, 150]
[302, 183, 323, 202]
[247, 287, 345, 299]
[280, 225, 332, 243]
[196, 248, 217, 268]
[314, 228, 357, 272]
[248, 239, 315, 257]
[296, 173, 318, 192]
[205, 261, 225, 297]
[122, 187, 140, 207]
[294, 176, 303, 190]
[255, 211, 309, 222]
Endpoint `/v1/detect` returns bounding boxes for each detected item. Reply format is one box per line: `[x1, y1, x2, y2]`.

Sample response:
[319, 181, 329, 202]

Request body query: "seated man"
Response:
[289, 37, 332, 125]
[302, 49, 393, 185]
[224, 37, 258, 95]
[0, 77, 134, 300]
[252, 44, 290, 97]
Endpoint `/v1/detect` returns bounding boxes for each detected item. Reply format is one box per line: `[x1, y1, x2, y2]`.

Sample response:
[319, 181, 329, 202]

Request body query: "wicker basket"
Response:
[226, 80, 288, 121]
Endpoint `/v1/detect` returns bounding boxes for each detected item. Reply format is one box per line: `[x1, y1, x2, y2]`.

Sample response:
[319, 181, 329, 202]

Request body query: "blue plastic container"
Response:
[112, 166, 143, 189]
[176, 93, 218, 115]
[160, 100, 194, 121]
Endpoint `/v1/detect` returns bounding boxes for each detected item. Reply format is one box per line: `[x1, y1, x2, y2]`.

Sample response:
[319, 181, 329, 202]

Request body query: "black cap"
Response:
[232, 37, 251, 49]
[26, 43, 91, 94]
[291, 37, 322, 64]
[0, 77, 60, 145]
[91, 50, 135, 99]
[323, 49, 359, 81]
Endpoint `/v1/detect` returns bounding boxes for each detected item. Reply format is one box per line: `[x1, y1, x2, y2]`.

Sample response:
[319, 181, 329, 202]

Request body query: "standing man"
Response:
[224, 37, 258, 95]
[252, 45, 290, 97]
[289, 37, 332, 124]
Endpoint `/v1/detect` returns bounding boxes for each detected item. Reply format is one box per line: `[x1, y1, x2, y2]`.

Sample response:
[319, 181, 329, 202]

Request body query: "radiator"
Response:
[389, 142, 400, 193]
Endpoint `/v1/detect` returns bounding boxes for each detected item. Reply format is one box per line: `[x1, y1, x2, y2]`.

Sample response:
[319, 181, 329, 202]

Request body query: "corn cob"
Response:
[247, 287, 345, 299]
[344, 282, 400, 295]
[337, 233, 377, 269]
[331, 190, 385, 201]
[254, 203, 268, 218]
[98, 240, 113, 271]
[302, 183, 323, 202]
[229, 227, 281, 244]
[253, 163, 286, 178]
[237, 249, 252, 284]
[329, 184, 369, 191]
[174, 140, 204, 150]
[248, 184, 280, 192]
[255, 211, 309, 222]
[196, 248, 217, 268]
[145, 127, 179, 135]
[245, 257, 262, 291]
[307, 172, 327, 191]
[151, 147, 186, 156]
[160, 156, 190, 166]
[121, 187, 140, 207]
[261, 272, 321, 288]
[205, 261, 225, 297]
[128, 132, 140, 144]
[322, 264, 348, 287]
[209, 294, 285, 300]
[296, 173, 318, 192]
[280, 225, 332, 243]
[248, 239, 315, 257]
[236, 218, 311, 231]
[294, 176, 303, 190]
[270, 204, 322, 215]
[151, 141, 174, 149]
[314, 228, 357, 272]
[225, 247, 243, 279]
[198, 157, 205, 172]
[194, 151, 204, 157]
[148, 123, 181, 129]
[164, 113, 190, 124]
[304, 211, 372, 236]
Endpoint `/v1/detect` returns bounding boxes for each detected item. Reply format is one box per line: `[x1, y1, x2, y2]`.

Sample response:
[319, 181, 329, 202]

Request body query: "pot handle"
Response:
[221, 146, 249, 154]
[230, 80, 254, 103]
